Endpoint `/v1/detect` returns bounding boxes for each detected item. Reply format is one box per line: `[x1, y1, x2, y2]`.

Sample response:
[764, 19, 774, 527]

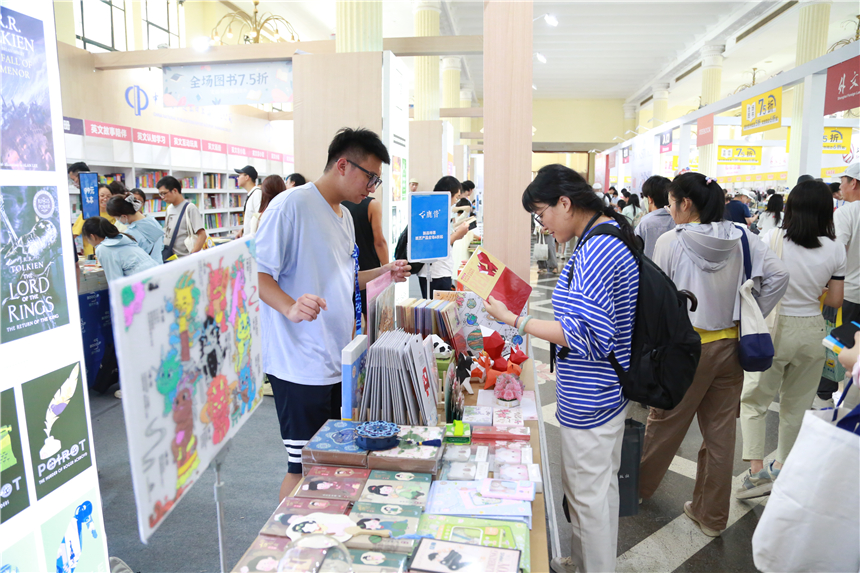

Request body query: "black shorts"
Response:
[269, 374, 342, 474]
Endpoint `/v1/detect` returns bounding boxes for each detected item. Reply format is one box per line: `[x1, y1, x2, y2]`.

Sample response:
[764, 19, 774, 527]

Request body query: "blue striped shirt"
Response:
[551, 222, 638, 429]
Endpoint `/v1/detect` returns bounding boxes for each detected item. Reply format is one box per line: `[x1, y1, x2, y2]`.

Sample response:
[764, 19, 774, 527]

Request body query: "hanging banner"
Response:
[163, 61, 293, 107]
[622, 147, 630, 164]
[608, 151, 616, 169]
[822, 126, 853, 154]
[718, 145, 762, 165]
[407, 192, 451, 262]
[659, 131, 673, 154]
[109, 238, 263, 542]
[697, 114, 714, 147]
[741, 87, 782, 136]
[824, 56, 860, 115]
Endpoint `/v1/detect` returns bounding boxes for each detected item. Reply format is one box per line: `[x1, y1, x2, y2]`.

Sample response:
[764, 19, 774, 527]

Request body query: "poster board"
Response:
[108, 238, 263, 542]
[1, 3, 110, 571]
[407, 192, 450, 263]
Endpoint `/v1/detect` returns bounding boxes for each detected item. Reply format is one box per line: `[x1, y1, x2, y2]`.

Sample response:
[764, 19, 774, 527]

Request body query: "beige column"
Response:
[623, 103, 637, 136]
[698, 44, 725, 177]
[413, 0, 441, 120]
[483, 0, 532, 280]
[336, 0, 382, 52]
[651, 83, 670, 124]
[442, 57, 462, 140]
[587, 152, 597, 185]
[788, 0, 832, 183]
[459, 89, 473, 140]
[53, 1, 76, 45]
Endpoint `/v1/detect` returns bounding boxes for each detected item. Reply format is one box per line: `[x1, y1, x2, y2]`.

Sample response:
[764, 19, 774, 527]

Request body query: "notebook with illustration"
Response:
[302, 420, 369, 468]
[472, 425, 531, 442]
[458, 247, 532, 316]
[424, 480, 532, 529]
[231, 535, 317, 573]
[294, 475, 366, 502]
[359, 470, 433, 508]
[259, 497, 350, 537]
[305, 466, 371, 479]
[479, 479, 535, 502]
[493, 408, 524, 427]
[347, 501, 423, 553]
[408, 538, 521, 573]
[368, 426, 444, 473]
[347, 549, 408, 573]
[416, 515, 531, 573]
[342, 335, 368, 421]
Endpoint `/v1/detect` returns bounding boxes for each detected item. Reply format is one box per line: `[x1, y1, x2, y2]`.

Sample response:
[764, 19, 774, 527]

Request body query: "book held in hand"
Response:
[458, 247, 532, 316]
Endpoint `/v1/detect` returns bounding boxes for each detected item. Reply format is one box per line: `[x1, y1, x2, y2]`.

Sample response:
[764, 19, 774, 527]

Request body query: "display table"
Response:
[77, 262, 115, 390]
[234, 355, 552, 572]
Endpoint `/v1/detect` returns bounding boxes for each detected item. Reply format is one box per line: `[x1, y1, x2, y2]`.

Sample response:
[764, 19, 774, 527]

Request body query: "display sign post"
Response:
[79, 172, 100, 219]
[741, 86, 783, 136]
[718, 145, 763, 165]
[407, 192, 451, 262]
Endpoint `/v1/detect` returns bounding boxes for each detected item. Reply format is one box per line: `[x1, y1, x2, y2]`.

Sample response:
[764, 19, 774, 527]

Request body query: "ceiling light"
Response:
[192, 36, 211, 52]
[226, 25, 233, 39]
[533, 13, 558, 26]
[535, 52, 546, 64]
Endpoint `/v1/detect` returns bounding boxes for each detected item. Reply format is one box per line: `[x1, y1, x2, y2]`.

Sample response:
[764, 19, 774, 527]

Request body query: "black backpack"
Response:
[394, 226, 425, 274]
[554, 225, 701, 410]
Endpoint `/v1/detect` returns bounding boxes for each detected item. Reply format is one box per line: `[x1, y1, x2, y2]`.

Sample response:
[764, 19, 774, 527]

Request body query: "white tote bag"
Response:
[752, 408, 860, 573]
[534, 230, 548, 262]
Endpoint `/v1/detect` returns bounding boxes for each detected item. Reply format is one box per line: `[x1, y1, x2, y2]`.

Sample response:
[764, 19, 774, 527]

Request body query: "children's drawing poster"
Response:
[109, 238, 263, 542]
[39, 487, 108, 573]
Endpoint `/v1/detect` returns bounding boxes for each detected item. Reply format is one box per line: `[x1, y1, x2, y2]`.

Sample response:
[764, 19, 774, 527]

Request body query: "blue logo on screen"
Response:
[125, 85, 149, 116]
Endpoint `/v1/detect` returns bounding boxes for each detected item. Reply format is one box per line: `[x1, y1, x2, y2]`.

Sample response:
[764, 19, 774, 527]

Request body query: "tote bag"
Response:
[752, 400, 860, 573]
[183, 207, 215, 253]
[737, 227, 775, 371]
[534, 230, 548, 262]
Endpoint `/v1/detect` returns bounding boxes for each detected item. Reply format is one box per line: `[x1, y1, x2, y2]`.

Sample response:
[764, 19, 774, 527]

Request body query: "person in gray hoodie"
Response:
[82, 217, 159, 282]
[635, 175, 675, 258]
[638, 172, 789, 538]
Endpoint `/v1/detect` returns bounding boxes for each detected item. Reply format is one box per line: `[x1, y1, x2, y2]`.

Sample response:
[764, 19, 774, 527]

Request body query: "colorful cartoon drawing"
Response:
[200, 375, 230, 444]
[39, 363, 80, 460]
[199, 316, 227, 380]
[156, 348, 183, 415]
[166, 271, 200, 362]
[171, 375, 200, 489]
[237, 364, 255, 416]
[1, 424, 18, 471]
[55, 501, 98, 573]
[121, 282, 146, 329]
[206, 259, 230, 333]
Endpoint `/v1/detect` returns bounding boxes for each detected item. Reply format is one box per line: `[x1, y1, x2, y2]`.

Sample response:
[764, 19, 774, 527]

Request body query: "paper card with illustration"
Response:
[434, 291, 526, 357]
[347, 501, 422, 553]
[283, 512, 355, 542]
[415, 515, 531, 573]
[359, 470, 432, 507]
[479, 479, 535, 502]
[458, 247, 532, 316]
[408, 537, 521, 573]
[259, 497, 350, 537]
[302, 420, 369, 468]
[294, 475, 366, 502]
[1, 387, 30, 523]
[232, 534, 300, 573]
[108, 238, 263, 542]
[347, 548, 408, 573]
[425, 481, 532, 528]
[306, 466, 371, 479]
[39, 488, 109, 573]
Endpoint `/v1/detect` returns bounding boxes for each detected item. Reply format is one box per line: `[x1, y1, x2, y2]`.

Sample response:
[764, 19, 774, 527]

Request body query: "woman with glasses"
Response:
[485, 164, 638, 573]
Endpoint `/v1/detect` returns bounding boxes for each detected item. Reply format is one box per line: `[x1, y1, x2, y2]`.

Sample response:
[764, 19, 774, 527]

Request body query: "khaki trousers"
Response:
[560, 405, 629, 573]
[740, 314, 827, 464]
[639, 338, 743, 531]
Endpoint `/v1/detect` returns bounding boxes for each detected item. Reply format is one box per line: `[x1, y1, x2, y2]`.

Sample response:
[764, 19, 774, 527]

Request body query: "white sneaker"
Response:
[114, 389, 122, 399]
[550, 556, 578, 573]
[812, 396, 834, 410]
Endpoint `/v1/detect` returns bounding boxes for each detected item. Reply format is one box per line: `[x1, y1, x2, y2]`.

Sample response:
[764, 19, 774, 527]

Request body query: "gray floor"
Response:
[90, 272, 776, 572]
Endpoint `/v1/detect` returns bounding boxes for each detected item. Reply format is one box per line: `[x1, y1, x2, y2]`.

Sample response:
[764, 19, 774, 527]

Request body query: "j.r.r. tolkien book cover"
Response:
[1, 6, 55, 171]
[1, 186, 69, 343]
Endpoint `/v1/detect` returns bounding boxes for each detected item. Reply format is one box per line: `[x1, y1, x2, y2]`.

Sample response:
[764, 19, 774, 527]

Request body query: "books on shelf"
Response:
[99, 172, 125, 185]
[134, 170, 169, 189]
[203, 173, 223, 189]
[144, 198, 168, 214]
[179, 176, 197, 189]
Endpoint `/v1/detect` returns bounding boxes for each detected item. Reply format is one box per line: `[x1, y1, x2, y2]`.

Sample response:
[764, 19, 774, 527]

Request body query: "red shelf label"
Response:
[171, 135, 201, 150]
[133, 129, 169, 147]
[268, 151, 283, 162]
[85, 120, 131, 141]
[203, 140, 225, 153]
[228, 145, 249, 156]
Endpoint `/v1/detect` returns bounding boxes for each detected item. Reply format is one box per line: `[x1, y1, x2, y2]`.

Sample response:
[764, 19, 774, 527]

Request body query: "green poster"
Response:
[21, 363, 92, 499]
[0, 185, 70, 343]
[0, 387, 30, 523]
[1, 531, 42, 572]
[40, 488, 108, 573]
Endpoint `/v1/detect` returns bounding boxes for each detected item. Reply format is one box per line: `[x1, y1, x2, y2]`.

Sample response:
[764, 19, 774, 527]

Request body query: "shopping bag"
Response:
[737, 229, 774, 371]
[752, 407, 860, 573]
[534, 232, 548, 262]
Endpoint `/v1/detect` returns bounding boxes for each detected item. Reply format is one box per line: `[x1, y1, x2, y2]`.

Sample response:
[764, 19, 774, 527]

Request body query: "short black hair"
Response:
[462, 180, 475, 191]
[155, 176, 182, 193]
[783, 180, 835, 249]
[108, 181, 128, 196]
[829, 182, 841, 195]
[434, 176, 462, 196]
[668, 172, 725, 224]
[642, 175, 672, 208]
[324, 128, 390, 172]
[68, 162, 89, 174]
[286, 173, 306, 186]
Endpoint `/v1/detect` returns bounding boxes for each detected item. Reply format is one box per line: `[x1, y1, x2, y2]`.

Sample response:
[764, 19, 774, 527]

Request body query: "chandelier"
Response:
[828, 15, 860, 52]
[211, 0, 300, 45]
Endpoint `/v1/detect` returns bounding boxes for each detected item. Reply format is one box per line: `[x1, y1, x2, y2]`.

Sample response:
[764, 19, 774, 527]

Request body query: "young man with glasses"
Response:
[157, 176, 206, 258]
[255, 128, 411, 501]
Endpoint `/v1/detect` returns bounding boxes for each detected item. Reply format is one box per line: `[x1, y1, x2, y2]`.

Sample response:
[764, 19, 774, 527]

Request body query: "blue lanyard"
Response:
[352, 244, 362, 335]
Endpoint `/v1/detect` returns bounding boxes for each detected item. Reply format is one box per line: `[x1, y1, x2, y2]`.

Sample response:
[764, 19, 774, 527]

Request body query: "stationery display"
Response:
[479, 479, 536, 502]
[444, 421, 472, 444]
[347, 548, 409, 573]
[302, 420, 369, 468]
[259, 497, 350, 537]
[472, 425, 531, 442]
[444, 361, 466, 423]
[495, 464, 532, 482]
[231, 535, 293, 573]
[463, 405, 494, 427]
[295, 475, 366, 502]
[359, 470, 433, 508]
[476, 389, 539, 421]
[493, 408, 524, 427]
[367, 271, 396, 345]
[305, 466, 372, 479]
[425, 481, 532, 528]
[416, 515, 531, 573]
[438, 461, 490, 481]
[493, 446, 525, 472]
[442, 445, 473, 463]
[434, 291, 528, 358]
[356, 421, 401, 451]
[368, 426, 444, 473]
[397, 298, 465, 354]
[494, 374, 525, 408]
[282, 512, 356, 542]
[457, 247, 532, 316]
[408, 537, 521, 573]
[342, 335, 368, 421]
[347, 501, 422, 553]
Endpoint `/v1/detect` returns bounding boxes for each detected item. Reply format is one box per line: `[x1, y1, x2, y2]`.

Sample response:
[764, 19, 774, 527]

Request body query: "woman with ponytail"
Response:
[81, 217, 159, 282]
[106, 194, 164, 266]
[484, 164, 638, 573]
[638, 172, 789, 537]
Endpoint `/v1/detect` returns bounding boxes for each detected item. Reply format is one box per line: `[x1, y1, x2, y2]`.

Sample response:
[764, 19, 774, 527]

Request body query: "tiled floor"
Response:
[529, 269, 776, 573]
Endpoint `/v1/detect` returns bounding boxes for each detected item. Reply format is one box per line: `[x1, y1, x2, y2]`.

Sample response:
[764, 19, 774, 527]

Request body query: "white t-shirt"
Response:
[255, 182, 356, 386]
[242, 185, 262, 236]
[761, 229, 846, 316]
[834, 201, 860, 303]
[757, 212, 781, 235]
[163, 200, 204, 258]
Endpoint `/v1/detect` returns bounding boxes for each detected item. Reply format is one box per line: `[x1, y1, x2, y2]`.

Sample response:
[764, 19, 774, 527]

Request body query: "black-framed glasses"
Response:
[533, 204, 550, 226]
[347, 160, 383, 190]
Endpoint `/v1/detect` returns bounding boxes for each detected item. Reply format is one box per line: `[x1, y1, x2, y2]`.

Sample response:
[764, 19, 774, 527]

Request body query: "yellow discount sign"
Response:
[823, 126, 853, 154]
[717, 145, 762, 165]
[742, 87, 782, 135]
